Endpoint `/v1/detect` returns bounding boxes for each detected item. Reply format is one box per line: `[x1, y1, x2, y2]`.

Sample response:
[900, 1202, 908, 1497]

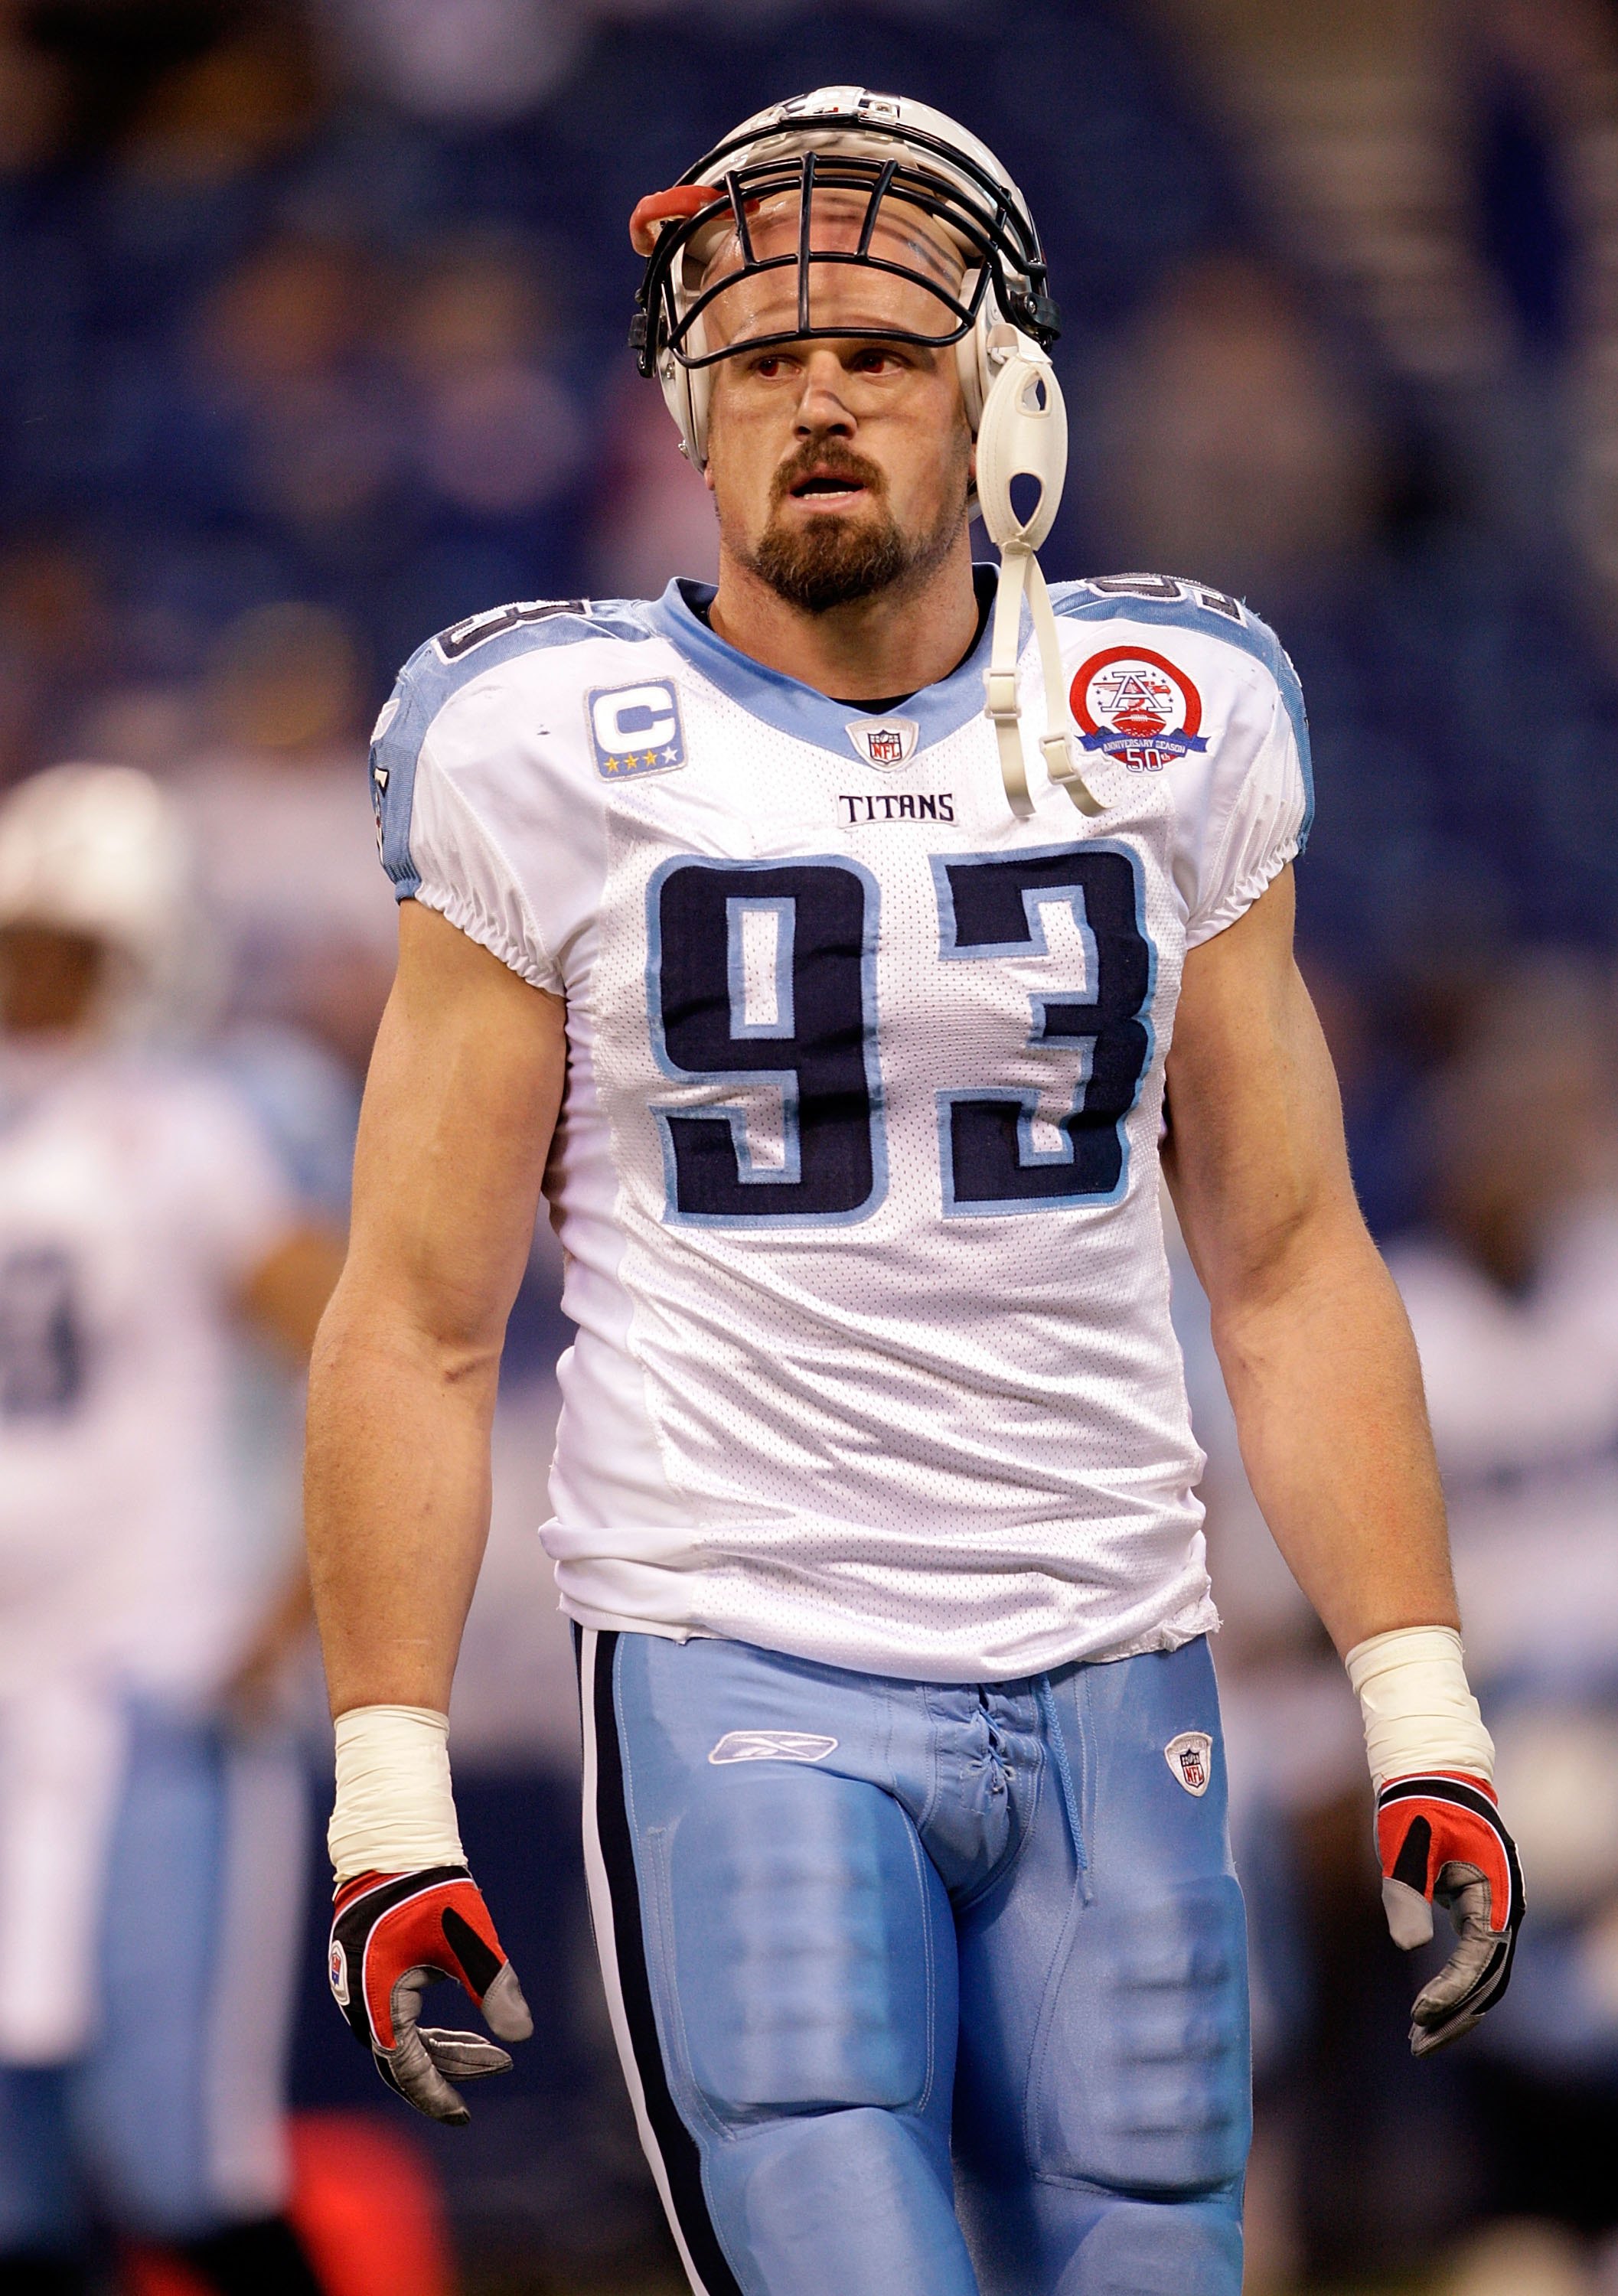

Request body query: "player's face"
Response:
[0, 924, 103, 1035]
[700, 190, 974, 612]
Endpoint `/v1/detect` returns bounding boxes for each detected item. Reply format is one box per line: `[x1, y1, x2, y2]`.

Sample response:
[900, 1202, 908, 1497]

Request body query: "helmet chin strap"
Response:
[974, 334, 1102, 820]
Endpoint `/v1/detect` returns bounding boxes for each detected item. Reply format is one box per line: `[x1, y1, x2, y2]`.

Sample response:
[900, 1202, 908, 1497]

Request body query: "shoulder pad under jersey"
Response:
[1050, 570, 1311, 841]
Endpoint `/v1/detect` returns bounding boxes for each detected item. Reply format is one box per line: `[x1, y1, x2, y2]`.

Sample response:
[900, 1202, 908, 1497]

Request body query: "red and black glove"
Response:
[328, 1865, 532, 2124]
[1377, 1772, 1525, 2057]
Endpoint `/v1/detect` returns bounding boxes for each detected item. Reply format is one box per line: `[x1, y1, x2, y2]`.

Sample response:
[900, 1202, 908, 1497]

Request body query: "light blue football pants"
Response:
[578, 1628, 1250, 2296]
[0, 1707, 308, 2253]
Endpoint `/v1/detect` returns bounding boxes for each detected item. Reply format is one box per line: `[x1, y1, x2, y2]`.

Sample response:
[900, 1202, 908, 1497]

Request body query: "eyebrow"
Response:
[735, 336, 925, 370]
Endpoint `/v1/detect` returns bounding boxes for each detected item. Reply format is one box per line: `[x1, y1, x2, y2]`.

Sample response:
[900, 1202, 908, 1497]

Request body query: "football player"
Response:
[309, 91, 1523, 2295]
[0, 765, 341, 2296]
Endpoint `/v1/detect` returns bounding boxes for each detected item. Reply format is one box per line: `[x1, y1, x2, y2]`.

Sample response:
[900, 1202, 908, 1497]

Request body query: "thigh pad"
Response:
[654, 1766, 948, 2126]
[1032, 1876, 1250, 2196]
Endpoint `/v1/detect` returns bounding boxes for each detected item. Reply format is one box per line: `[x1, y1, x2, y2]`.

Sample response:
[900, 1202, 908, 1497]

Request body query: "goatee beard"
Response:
[734, 441, 969, 615]
[747, 514, 911, 614]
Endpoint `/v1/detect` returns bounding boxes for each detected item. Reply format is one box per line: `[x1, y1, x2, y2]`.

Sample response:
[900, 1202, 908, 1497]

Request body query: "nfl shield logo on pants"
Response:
[1165, 1730, 1213, 1796]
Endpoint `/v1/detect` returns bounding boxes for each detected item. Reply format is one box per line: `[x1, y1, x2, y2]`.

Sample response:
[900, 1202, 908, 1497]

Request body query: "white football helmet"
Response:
[628, 87, 1101, 817]
[0, 763, 204, 1030]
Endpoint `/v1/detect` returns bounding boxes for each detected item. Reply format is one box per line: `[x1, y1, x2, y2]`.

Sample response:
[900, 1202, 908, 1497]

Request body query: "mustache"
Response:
[769, 441, 889, 507]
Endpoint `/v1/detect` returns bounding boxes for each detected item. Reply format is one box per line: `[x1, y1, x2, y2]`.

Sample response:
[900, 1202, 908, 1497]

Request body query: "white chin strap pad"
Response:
[976, 341, 1101, 819]
[975, 335, 1065, 551]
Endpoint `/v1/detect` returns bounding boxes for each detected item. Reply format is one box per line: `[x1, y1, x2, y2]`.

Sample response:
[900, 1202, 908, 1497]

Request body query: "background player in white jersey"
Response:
[309, 92, 1524, 2294]
[0, 765, 342, 2296]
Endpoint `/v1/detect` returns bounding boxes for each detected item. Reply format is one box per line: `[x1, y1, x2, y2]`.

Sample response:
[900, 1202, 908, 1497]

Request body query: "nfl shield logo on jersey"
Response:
[846, 715, 919, 768]
[588, 680, 687, 779]
[1165, 1730, 1213, 1795]
[328, 1937, 349, 2006]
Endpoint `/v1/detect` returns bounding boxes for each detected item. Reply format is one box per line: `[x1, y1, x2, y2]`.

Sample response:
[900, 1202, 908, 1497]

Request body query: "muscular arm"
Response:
[305, 900, 567, 1719]
[1163, 866, 1458, 1654]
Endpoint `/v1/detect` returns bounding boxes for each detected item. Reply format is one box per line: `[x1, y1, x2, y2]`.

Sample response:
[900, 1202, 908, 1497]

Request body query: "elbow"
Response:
[1204, 1194, 1384, 1354]
[309, 1275, 506, 1401]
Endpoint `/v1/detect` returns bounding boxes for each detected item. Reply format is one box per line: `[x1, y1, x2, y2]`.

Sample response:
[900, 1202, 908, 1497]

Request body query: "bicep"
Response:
[341, 899, 567, 1350]
[1163, 866, 1359, 1307]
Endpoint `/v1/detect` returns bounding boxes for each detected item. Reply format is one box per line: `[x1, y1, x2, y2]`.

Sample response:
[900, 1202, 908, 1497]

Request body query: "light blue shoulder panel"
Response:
[369, 597, 657, 899]
[1050, 572, 1313, 850]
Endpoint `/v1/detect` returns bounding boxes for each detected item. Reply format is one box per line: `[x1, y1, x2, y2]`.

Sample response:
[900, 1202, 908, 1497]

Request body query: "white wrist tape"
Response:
[1345, 1626, 1494, 1793]
[328, 1705, 465, 1883]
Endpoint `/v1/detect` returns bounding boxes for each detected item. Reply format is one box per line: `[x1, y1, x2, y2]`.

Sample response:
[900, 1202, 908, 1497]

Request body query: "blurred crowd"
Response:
[1187, 957, 1618, 2295]
[2, 0, 1618, 2291]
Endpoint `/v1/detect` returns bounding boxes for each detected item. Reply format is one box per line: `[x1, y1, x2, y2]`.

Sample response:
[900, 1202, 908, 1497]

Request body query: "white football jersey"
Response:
[374, 569, 1312, 1679]
[0, 1043, 297, 1698]
[1388, 1208, 1618, 1683]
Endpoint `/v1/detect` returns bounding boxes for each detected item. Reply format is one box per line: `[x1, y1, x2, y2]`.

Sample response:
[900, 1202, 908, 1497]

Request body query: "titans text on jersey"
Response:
[370, 568, 1311, 1683]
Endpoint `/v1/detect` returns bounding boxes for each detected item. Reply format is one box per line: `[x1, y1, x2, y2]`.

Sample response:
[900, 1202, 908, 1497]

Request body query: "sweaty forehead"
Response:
[693, 186, 969, 354]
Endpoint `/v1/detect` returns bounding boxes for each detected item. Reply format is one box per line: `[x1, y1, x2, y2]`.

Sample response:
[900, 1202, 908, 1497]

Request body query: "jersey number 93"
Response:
[647, 848, 1154, 1225]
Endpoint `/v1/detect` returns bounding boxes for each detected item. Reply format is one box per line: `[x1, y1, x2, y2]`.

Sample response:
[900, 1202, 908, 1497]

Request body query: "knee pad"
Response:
[1033, 1878, 1251, 2195]
[1055, 2193, 1244, 2296]
[713, 2107, 976, 2296]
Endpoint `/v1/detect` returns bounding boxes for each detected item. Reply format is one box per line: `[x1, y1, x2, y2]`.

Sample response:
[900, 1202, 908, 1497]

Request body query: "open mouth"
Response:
[788, 471, 869, 502]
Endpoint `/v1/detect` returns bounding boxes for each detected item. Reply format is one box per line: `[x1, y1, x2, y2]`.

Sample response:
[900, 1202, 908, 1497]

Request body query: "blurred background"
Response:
[2, 0, 1618, 2291]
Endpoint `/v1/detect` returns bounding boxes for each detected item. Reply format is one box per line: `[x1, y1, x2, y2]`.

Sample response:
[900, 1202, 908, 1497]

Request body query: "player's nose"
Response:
[794, 347, 857, 434]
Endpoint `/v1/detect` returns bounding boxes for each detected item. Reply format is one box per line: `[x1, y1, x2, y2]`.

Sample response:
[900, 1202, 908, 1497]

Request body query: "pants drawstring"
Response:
[1036, 1673, 1088, 1877]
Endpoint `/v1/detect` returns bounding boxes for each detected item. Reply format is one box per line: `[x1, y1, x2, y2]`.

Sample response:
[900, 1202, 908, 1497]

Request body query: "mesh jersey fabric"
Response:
[372, 572, 1310, 1680]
